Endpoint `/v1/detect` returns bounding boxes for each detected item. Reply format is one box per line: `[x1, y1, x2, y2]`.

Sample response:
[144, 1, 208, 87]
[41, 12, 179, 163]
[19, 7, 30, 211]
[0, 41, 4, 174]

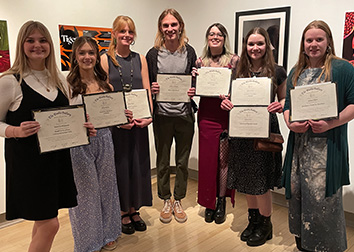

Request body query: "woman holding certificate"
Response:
[221, 27, 286, 246]
[67, 36, 124, 252]
[146, 8, 196, 224]
[194, 23, 239, 224]
[101, 15, 152, 235]
[282, 20, 354, 252]
[0, 21, 88, 252]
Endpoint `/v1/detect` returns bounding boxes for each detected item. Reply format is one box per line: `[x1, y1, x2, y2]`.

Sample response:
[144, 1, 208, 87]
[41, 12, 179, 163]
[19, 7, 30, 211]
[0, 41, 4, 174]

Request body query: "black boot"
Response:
[247, 215, 272, 246]
[214, 197, 226, 224]
[295, 236, 311, 251]
[240, 209, 260, 241]
[204, 208, 215, 223]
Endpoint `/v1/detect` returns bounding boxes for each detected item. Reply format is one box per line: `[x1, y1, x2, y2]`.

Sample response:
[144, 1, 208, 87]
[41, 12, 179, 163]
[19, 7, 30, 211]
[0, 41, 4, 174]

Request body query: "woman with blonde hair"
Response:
[0, 20, 94, 252]
[101, 15, 152, 235]
[221, 27, 286, 246]
[282, 20, 354, 252]
[146, 8, 196, 224]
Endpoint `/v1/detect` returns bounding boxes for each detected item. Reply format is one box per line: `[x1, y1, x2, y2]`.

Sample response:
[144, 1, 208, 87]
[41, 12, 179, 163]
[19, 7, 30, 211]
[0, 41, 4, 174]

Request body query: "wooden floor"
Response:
[1, 177, 354, 252]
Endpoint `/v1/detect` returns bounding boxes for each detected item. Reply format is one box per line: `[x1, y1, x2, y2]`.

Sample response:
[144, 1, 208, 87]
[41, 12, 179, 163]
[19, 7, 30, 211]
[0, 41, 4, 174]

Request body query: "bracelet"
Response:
[12, 126, 17, 139]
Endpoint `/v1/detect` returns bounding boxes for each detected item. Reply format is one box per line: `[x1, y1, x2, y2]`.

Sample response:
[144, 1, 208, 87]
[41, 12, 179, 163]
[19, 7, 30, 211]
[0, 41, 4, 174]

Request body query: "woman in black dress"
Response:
[0, 21, 95, 252]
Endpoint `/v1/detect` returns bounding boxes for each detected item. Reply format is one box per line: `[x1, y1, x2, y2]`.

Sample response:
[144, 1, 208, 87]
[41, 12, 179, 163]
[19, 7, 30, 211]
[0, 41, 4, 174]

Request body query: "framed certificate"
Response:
[231, 77, 272, 106]
[125, 89, 152, 119]
[83, 91, 128, 129]
[195, 67, 231, 97]
[290, 82, 338, 122]
[156, 74, 191, 103]
[229, 106, 270, 138]
[32, 105, 89, 153]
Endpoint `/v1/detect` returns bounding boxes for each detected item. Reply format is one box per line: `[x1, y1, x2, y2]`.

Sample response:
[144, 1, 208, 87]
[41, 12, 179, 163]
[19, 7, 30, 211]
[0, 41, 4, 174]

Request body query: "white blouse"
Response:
[0, 70, 67, 137]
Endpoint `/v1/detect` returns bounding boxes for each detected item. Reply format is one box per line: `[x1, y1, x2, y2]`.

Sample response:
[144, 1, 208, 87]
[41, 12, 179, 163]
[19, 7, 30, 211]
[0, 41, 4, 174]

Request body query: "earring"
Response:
[131, 40, 135, 45]
[327, 46, 332, 53]
[74, 59, 78, 64]
[113, 38, 117, 45]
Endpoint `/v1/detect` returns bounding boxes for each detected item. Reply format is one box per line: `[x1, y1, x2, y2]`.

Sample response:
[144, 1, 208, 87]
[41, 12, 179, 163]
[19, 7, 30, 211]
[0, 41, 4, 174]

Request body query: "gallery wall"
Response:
[0, 0, 353, 215]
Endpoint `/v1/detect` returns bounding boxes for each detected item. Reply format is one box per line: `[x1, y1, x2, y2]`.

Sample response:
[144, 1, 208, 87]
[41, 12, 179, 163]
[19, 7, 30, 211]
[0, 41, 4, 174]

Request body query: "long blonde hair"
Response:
[1, 20, 67, 96]
[292, 20, 341, 86]
[106, 15, 137, 67]
[153, 8, 189, 52]
[200, 23, 233, 67]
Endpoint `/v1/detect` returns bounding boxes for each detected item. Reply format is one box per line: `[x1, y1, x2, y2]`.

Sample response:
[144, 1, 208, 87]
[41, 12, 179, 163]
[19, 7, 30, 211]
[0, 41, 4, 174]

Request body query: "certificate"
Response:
[32, 105, 89, 153]
[125, 89, 152, 119]
[231, 77, 272, 106]
[229, 106, 270, 138]
[156, 74, 191, 103]
[290, 82, 338, 122]
[83, 91, 128, 129]
[195, 67, 231, 96]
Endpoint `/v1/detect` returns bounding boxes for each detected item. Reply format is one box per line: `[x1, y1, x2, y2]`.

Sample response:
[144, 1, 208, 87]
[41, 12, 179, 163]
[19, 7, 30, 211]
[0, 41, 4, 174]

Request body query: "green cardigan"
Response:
[282, 59, 354, 199]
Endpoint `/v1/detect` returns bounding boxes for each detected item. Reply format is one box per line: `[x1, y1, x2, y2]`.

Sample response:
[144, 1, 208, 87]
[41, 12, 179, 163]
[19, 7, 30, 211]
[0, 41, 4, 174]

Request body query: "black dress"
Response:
[5, 77, 77, 221]
[227, 65, 287, 195]
[107, 52, 152, 212]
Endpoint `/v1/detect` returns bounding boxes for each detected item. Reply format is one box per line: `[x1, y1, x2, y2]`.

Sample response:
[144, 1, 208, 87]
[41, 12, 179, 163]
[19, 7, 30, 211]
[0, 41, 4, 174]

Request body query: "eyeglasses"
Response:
[208, 32, 224, 38]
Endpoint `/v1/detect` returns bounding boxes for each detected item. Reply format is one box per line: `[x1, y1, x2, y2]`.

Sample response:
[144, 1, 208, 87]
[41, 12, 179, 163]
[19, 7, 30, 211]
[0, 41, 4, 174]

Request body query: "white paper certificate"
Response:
[229, 106, 270, 138]
[290, 82, 338, 122]
[125, 89, 152, 119]
[156, 74, 191, 103]
[83, 92, 127, 128]
[231, 77, 272, 106]
[32, 105, 89, 153]
[196, 67, 231, 96]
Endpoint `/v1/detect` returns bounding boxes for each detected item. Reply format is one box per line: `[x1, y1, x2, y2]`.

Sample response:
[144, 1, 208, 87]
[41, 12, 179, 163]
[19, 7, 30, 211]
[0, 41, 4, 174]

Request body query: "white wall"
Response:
[1, 0, 354, 214]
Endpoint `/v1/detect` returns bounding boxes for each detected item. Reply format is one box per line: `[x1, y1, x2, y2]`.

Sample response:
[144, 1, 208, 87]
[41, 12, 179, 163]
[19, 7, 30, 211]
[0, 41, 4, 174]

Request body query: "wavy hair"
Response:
[106, 15, 137, 67]
[67, 36, 110, 97]
[292, 20, 341, 86]
[153, 8, 189, 51]
[200, 23, 233, 67]
[1, 20, 67, 96]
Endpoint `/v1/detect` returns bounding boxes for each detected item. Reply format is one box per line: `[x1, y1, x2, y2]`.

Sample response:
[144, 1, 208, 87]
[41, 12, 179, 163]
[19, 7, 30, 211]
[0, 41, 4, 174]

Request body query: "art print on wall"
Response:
[343, 12, 354, 66]
[235, 7, 291, 70]
[0, 20, 10, 73]
[59, 25, 112, 71]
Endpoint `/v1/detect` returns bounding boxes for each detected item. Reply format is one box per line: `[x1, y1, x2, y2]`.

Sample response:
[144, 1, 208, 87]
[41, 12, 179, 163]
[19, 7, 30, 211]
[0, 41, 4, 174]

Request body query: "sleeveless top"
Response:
[107, 51, 143, 91]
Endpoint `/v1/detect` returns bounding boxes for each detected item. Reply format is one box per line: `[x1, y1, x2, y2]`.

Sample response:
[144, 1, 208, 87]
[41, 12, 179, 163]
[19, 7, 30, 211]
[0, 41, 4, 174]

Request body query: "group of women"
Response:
[0, 7, 354, 252]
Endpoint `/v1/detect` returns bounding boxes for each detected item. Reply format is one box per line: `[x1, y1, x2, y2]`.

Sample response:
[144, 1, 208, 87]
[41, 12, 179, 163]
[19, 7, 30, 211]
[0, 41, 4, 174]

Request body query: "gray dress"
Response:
[288, 68, 347, 252]
[108, 52, 152, 212]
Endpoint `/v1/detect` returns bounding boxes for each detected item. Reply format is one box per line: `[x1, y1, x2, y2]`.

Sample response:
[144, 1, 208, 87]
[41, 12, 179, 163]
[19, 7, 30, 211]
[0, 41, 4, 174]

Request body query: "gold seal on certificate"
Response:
[290, 82, 338, 122]
[83, 91, 128, 129]
[229, 107, 270, 138]
[196, 67, 231, 96]
[32, 105, 89, 153]
[231, 77, 272, 105]
[156, 74, 191, 103]
[125, 89, 152, 119]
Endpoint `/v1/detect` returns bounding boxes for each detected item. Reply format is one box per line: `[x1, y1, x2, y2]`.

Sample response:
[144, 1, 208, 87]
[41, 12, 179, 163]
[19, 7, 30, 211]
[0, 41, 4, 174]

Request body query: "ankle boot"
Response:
[204, 208, 215, 223]
[240, 209, 260, 241]
[247, 215, 272, 246]
[214, 197, 226, 224]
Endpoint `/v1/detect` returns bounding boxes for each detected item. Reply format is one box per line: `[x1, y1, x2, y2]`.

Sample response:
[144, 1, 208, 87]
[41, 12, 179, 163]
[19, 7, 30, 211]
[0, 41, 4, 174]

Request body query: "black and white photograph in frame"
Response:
[235, 7, 291, 70]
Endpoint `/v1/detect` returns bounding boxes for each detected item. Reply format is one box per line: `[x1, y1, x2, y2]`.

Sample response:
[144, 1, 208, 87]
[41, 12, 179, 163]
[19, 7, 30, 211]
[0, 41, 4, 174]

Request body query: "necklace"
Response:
[31, 70, 51, 92]
[116, 53, 133, 92]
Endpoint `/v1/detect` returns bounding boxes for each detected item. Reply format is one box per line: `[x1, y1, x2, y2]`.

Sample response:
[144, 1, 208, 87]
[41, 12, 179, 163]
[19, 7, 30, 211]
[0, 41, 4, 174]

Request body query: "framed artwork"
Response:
[59, 25, 112, 71]
[0, 20, 10, 73]
[342, 11, 354, 66]
[235, 7, 291, 70]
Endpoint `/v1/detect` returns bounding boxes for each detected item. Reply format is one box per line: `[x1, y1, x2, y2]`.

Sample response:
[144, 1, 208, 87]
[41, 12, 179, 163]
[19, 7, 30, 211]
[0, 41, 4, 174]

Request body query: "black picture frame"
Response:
[235, 7, 291, 70]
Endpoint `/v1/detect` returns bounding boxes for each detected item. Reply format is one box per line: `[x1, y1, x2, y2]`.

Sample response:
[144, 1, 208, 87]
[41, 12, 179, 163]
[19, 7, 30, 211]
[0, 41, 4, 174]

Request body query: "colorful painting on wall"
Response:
[59, 25, 112, 71]
[343, 12, 354, 66]
[0, 20, 11, 73]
